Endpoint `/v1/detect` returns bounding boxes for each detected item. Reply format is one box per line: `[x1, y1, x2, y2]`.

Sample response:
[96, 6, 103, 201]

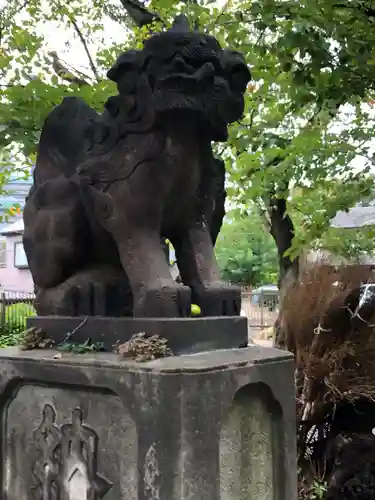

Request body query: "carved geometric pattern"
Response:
[31, 404, 113, 500]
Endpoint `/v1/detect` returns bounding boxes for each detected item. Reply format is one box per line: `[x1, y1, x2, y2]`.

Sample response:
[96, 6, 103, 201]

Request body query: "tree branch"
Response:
[0, 0, 29, 44]
[332, 3, 375, 21]
[260, 185, 299, 289]
[257, 201, 271, 231]
[69, 18, 100, 81]
[119, 0, 162, 28]
[211, 0, 231, 28]
[0, 83, 26, 88]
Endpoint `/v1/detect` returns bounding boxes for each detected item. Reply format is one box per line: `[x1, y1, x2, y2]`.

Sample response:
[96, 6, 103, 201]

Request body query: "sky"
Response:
[1, 0, 229, 172]
[26, 0, 228, 77]
[34, 0, 374, 178]
[42, 16, 124, 75]
[10, 0, 131, 78]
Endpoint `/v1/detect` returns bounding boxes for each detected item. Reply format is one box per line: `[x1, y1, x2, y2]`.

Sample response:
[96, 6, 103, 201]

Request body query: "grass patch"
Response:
[0, 329, 24, 347]
[4, 302, 36, 327]
[0, 301, 36, 347]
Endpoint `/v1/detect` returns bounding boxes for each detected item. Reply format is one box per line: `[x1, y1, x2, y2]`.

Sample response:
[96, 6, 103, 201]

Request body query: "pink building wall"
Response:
[0, 234, 34, 293]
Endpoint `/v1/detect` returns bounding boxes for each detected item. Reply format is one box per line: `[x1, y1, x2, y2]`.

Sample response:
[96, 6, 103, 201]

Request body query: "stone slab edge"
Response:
[0, 346, 293, 373]
[27, 315, 248, 354]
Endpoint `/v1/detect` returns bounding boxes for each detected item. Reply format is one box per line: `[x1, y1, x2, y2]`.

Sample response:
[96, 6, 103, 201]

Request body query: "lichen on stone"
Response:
[20, 327, 55, 350]
[114, 332, 173, 362]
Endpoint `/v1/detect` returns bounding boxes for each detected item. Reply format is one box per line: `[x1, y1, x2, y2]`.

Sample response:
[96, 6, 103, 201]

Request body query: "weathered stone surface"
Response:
[27, 315, 248, 354]
[0, 346, 297, 500]
[23, 15, 251, 319]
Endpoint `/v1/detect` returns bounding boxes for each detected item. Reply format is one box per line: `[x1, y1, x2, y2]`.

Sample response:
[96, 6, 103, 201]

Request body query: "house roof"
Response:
[0, 219, 24, 235]
[330, 206, 375, 229]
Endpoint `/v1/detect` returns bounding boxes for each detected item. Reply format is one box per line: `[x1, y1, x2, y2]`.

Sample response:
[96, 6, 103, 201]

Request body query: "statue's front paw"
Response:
[133, 283, 191, 318]
[193, 283, 241, 317]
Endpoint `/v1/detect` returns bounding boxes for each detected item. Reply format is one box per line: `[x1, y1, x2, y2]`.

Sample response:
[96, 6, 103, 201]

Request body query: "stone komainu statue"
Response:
[23, 16, 251, 318]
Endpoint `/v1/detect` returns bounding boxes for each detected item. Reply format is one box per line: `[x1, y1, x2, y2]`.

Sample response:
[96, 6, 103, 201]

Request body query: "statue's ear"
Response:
[79, 179, 114, 225]
[107, 49, 144, 94]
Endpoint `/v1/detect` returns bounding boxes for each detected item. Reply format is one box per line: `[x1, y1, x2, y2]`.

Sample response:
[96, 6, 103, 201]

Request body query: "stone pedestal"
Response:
[0, 346, 297, 500]
[27, 315, 248, 354]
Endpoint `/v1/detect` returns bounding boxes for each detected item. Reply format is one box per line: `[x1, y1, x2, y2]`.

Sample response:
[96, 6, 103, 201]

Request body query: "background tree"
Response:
[224, 0, 375, 285]
[215, 208, 278, 286]
[289, 180, 375, 262]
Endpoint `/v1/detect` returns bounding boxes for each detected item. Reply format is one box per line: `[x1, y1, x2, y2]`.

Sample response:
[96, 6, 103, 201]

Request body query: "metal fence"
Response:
[241, 287, 279, 330]
[0, 290, 35, 333]
[0, 287, 279, 333]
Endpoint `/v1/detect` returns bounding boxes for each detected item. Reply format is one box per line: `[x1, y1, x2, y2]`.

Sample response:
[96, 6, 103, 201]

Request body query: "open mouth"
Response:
[158, 62, 215, 86]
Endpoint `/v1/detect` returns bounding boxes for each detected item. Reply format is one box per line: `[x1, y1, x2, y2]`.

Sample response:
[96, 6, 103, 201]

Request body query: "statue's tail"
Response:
[210, 158, 226, 246]
[34, 96, 99, 185]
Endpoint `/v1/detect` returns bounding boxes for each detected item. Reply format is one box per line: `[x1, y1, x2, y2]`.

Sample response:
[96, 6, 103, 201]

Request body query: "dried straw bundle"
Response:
[278, 263, 375, 498]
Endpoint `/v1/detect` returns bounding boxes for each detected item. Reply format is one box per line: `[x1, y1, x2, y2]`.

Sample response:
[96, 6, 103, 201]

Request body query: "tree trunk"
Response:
[267, 196, 299, 288]
[266, 195, 299, 348]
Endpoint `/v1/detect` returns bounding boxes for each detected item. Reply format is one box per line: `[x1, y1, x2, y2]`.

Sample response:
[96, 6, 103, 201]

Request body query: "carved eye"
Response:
[117, 62, 136, 73]
[102, 201, 112, 219]
[96, 193, 114, 220]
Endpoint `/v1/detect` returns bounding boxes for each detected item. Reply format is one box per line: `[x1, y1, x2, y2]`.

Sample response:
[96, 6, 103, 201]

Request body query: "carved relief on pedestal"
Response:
[31, 404, 62, 500]
[144, 443, 161, 500]
[31, 404, 113, 500]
